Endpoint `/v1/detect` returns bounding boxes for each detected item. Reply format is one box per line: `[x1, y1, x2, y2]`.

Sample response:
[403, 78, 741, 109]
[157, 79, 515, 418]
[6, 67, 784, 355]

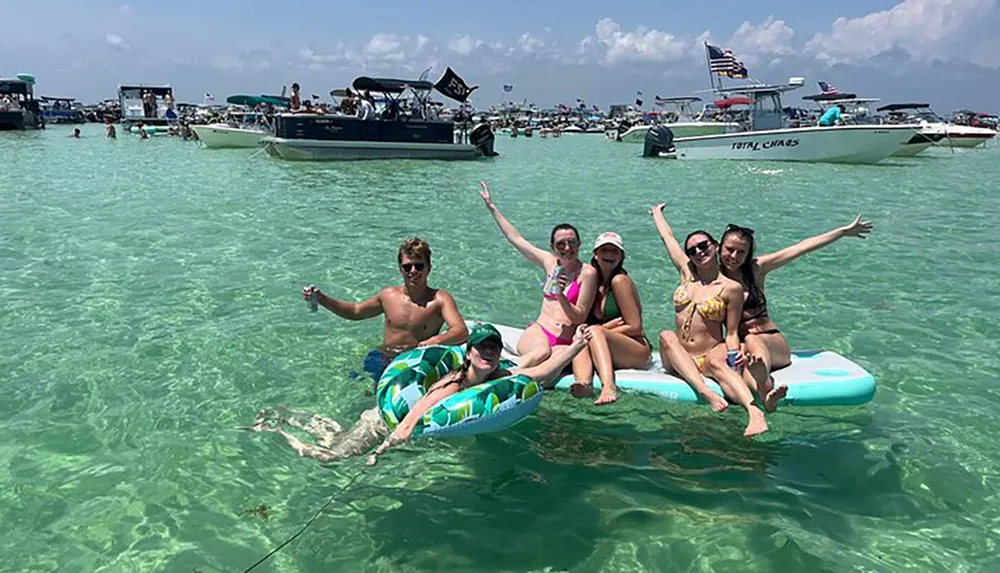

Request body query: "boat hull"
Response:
[619, 122, 736, 143]
[263, 138, 484, 161]
[942, 130, 995, 148]
[192, 124, 267, 149]
[669, 125, 916, 164]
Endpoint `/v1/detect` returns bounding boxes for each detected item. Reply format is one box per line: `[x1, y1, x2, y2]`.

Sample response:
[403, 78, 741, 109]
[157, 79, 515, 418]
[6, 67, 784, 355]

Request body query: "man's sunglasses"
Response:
[400, 262, 426, 272]
[685, 240, 713, 256]
[725, 224, 755, 236]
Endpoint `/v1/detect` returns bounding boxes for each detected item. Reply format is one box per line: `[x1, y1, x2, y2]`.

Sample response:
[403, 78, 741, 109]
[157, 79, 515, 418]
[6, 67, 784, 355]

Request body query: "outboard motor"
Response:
[643, 125, 675, 157]
[470, 123, 499, 157]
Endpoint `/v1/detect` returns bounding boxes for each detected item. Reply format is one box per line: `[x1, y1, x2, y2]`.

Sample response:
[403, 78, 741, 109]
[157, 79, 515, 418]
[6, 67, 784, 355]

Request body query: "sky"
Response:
[1, 0, 998, 112]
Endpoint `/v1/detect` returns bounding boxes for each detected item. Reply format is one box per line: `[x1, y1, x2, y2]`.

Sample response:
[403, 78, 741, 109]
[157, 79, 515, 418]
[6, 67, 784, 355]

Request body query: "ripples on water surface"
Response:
[1, 126, 999, 572]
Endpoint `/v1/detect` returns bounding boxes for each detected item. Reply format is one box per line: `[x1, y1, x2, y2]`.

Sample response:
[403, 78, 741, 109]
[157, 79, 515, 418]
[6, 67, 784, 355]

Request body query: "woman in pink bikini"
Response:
[479, 181, 599, 368]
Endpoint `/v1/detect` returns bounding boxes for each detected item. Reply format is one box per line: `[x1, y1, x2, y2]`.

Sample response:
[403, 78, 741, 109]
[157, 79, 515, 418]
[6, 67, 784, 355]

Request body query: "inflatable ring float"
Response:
[376, 345, 542, 439]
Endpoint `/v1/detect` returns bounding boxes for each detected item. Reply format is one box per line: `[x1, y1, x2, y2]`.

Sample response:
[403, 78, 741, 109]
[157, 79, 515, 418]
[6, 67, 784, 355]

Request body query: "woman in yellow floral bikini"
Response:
[650, 203, 769, 437]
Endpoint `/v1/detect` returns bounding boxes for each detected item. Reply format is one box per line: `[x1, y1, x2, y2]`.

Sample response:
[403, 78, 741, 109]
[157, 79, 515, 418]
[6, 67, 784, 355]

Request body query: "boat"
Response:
[486, 323, 875, 406]
[263, 75, 497, 161]
[618, 96, 739, 142]
[117, 84, 178, 128]
[39, 96, 85, 124]
[191, 94, 290, 149]
[802, 91, 943, 157]
[0, 74, 43, 130]
[876, 103, 995, 149]
[645, 78, 916, 164]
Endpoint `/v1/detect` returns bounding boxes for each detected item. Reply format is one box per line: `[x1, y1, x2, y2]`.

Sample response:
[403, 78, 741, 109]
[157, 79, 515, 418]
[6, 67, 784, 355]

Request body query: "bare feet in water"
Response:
[746, 353, 786, 413]
[764, 385, 788, 413]
[569, 382, 595, 399]
[705, 392, 729, 413]
[594, 385, 618, 405]
[744, 407, 769, 437]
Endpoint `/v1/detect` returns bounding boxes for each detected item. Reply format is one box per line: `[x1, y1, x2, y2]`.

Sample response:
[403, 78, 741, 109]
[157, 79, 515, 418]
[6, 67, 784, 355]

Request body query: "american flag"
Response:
[707, 44, 748, 78]
[818, 81, 840, 95]
[707, 44, 735, 73]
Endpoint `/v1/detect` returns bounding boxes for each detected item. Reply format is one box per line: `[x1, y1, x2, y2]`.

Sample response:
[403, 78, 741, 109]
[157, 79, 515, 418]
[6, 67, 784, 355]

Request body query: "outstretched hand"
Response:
[842, 214, 873, 238]
[478, 181, 494, 208]
[572, 324, 593, 346]
[649, 203, 666, 216]
[302, 285, 319, 301]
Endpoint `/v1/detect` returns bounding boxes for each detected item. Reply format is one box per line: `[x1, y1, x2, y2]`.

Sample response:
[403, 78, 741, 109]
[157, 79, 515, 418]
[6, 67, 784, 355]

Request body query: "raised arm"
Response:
[306, 286, 384, 320]
[418, 290, 469, 347]
[556, 266, 598, 324]
[757, 214, 872, 277]
[650, 203, 691, 276]
[516, 325, 593, 387]
[479, 181, 553, 269]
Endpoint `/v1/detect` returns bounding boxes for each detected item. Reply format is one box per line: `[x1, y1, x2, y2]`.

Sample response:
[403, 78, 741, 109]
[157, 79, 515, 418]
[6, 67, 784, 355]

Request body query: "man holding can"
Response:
[302, 236, 469, 381]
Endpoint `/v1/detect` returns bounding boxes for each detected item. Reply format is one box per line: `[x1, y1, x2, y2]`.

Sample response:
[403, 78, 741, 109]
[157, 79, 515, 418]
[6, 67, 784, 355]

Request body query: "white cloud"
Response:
[805, 0, 996, 64]
[591, 18, 689, 64]
[105, 33, 130, 52]
[729, 17, 794, 57]
[364, 33, 401, 55]
[415, 35, 429, 52]
[517, 32, 546, 54]
[446, 34, 476, 55]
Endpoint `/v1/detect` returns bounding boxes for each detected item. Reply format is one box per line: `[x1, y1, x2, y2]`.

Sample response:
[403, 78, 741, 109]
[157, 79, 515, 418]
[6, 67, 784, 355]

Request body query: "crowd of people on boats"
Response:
[248, 181, 872, 464]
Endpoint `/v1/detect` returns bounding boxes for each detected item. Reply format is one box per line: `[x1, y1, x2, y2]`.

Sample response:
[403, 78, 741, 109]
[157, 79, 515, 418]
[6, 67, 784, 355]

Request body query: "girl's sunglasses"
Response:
[553, 239, 580, 249]
[685, 240, 713, 256]
[400, 262, 426, 272]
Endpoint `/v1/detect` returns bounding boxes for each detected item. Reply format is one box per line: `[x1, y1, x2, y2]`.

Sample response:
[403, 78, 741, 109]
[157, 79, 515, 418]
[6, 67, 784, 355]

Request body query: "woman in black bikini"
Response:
[718, 215, 873, 411]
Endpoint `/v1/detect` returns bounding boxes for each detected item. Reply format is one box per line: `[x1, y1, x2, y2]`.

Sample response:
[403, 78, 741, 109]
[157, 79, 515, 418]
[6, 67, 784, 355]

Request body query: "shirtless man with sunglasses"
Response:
[302, 237, 469, 381]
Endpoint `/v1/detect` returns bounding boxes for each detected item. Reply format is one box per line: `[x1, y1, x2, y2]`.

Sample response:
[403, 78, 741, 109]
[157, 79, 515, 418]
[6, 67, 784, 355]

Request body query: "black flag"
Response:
[434, 67, 478, 103]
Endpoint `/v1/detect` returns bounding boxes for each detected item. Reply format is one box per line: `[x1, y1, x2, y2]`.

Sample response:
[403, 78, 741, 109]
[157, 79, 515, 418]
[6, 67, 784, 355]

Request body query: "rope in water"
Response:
[240, 469, 366, 573]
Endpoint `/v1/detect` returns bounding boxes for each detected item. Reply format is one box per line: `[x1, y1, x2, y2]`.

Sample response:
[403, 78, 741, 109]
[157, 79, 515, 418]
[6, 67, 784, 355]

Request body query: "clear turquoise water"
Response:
[2, 125, 999, 573]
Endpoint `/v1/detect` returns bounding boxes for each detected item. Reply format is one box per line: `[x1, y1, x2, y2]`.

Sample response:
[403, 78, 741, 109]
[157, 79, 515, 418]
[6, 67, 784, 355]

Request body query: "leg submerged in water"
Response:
[704, 346, 767, 437]
[255, 407, 389, 463]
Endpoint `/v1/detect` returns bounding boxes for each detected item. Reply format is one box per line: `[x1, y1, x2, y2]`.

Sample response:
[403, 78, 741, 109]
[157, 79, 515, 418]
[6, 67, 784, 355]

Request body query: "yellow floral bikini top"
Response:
[672, 284, 727, 341]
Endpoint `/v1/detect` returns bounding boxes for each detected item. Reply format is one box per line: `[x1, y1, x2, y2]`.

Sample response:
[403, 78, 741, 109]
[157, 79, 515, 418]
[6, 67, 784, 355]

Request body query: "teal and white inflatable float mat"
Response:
[485, 322, 876, 406]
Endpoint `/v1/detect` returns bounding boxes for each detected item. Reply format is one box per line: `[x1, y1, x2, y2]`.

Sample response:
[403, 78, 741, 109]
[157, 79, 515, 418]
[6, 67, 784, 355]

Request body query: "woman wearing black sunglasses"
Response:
[479, 181, 599, 369]
[651, 203, 768, 437]
[719, 215, 873, 412]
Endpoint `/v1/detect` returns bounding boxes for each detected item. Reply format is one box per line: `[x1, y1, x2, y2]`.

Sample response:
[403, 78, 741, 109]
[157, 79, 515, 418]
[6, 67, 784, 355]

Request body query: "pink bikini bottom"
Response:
[534, 323, 573, 347]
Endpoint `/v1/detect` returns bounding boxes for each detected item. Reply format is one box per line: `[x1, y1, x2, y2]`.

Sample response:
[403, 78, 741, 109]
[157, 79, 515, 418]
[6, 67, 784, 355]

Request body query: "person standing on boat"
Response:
[290, 83, 302, 112]
[716, 217, 872, 414]
[301, 237, 469, 382]
[478, 181, 599, 369]
[818, 104, 845, 126]
[650, 204, 768, 437]
[357, 91, 376, 120]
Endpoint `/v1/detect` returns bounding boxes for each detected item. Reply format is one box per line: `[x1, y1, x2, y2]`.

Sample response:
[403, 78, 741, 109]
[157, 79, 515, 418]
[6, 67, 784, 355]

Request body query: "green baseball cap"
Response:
[466, 323, 502, 350]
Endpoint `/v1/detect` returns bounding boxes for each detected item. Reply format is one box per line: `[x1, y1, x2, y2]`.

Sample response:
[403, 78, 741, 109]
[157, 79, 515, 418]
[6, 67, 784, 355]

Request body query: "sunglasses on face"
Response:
[685, 240, 713, 256]
[473, 342, 501, 354]
[553, 239, 580, 249]
[400, 262, 426, 273]
[725, 223, 755, 236]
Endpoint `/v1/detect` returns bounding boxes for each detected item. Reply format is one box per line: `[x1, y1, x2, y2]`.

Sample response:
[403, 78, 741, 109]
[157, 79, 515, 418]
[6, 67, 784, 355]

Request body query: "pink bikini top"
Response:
[545, 276, 581, 304]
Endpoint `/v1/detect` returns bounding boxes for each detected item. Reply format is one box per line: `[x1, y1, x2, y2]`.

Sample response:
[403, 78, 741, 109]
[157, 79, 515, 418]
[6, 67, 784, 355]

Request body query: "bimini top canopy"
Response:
[713, 97, 752, 109]
[876, 103, 930, 112]
[803, 92, 858, 102]
[118, 85, 174, 96]
[226, 94, 291, 107]
[0, 79, 31, 95]
[351, 77, 434, 94]
[655, 96, 702, 103]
